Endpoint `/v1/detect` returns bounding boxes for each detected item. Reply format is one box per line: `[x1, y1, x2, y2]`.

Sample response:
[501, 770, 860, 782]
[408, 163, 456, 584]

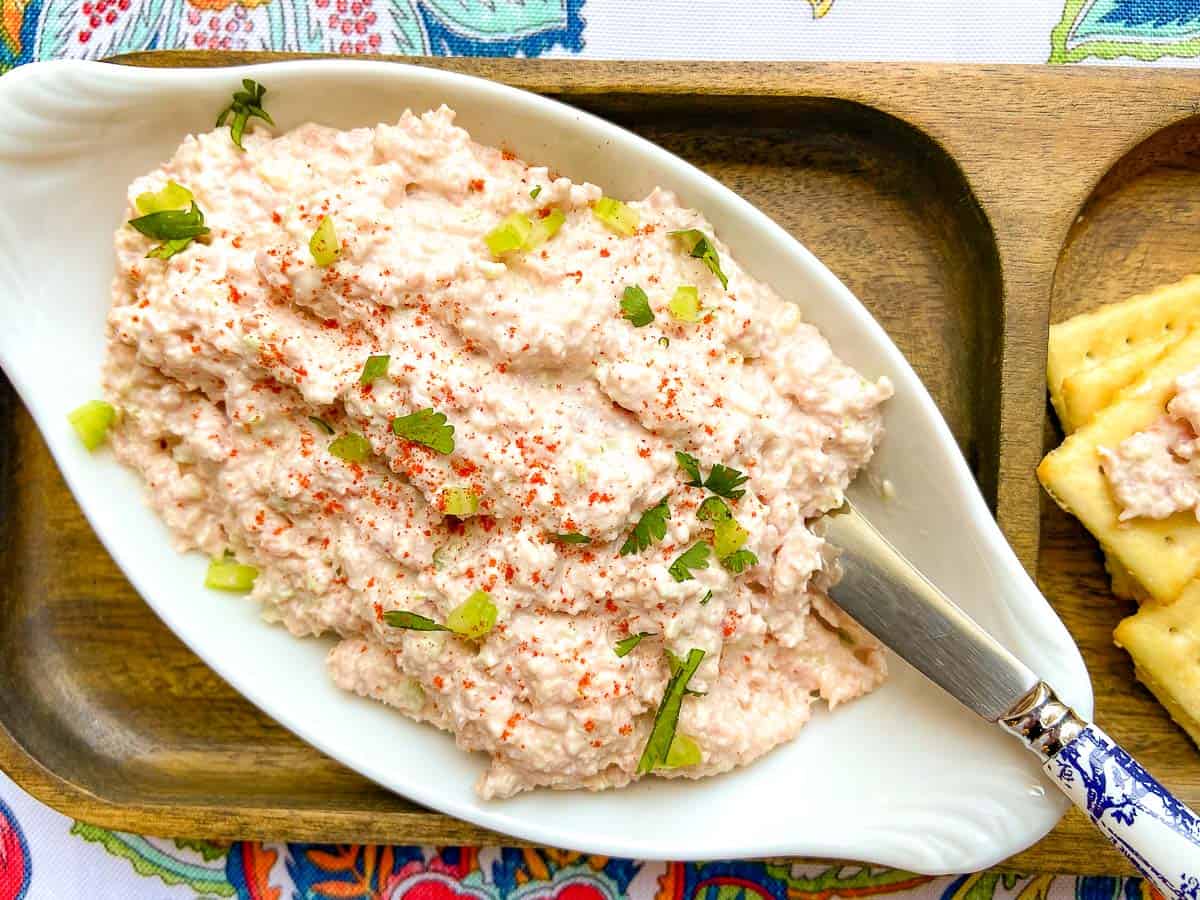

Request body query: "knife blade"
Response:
[823, 502, 1039, 722]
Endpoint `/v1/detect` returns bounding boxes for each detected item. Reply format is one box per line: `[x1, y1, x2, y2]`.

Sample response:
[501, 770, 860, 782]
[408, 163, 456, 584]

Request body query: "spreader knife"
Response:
[825, 502, 1200, 896]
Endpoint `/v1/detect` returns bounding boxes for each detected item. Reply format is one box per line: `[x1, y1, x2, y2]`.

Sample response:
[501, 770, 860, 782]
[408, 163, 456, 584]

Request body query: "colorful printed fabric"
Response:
[3, 1, 1200, 896]
[7, 0, 1200, 73]
[0, 773, 1158, 900]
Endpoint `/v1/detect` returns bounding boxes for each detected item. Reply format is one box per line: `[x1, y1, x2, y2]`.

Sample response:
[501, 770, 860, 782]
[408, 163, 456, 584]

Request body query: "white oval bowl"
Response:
[0, 59, 1092, 873]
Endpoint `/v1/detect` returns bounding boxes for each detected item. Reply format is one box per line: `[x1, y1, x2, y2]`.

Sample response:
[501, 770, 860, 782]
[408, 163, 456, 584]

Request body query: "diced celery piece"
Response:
[441, 487, 480, 517]
[68, 400, 116, 451]
[446, 589, 497, 639]
[135, 181, 194, 215]
[663, 732, 702, 769]
[309, 215, 340, 267]
[713, 516, 749, 559]
[527, 208, 565, 249]
[204, 557, 259, 593]
[668, 285, 701, 323]
[485, 212, 533, 257]
[360, 354, 389, 384]
[329, 432, 371, 462]
[592, 197, 639, 236]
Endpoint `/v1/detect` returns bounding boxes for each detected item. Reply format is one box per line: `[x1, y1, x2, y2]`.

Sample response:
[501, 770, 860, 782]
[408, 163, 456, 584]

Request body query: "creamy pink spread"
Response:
[1102, 369, 1200, 520]
[102, 107, 892, 798]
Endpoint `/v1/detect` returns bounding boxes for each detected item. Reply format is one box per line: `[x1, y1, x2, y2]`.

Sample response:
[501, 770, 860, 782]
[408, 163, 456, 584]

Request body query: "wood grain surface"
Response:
[4, 54, 1200, 875]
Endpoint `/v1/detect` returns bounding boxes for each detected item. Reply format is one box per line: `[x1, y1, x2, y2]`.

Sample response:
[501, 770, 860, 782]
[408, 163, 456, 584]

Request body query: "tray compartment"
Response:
[1040, 114, 1200, 832]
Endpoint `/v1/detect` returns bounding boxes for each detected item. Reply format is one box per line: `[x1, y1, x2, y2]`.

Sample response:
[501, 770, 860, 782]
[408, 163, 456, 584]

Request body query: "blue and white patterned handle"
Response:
[1001, 683, 1200, 897]
[1046, 725, 1200, 898]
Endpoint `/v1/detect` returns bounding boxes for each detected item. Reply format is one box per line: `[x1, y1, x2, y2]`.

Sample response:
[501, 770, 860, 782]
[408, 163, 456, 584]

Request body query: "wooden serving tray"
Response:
[3, 54, 1199, 875]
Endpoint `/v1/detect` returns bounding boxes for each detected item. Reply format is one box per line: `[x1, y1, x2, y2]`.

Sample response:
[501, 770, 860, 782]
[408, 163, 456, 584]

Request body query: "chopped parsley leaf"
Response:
[619, 496, 670, 556]
[620, 285, 654, 327]
[308, 416, 335, 435]
[704, 463, 749, 499]
[675, 450, 703, 487]
[675, 453, 749, 500]
[670, 228, 729, 290]
[614, 632, 654, 657]
[216, 78, 274, 151]
[392, 408, 455, 455]
[721, 549, 759, 573]
[383, 611, 450, 631]
[551, 532, 592, 545]
[669, 542, 710, 582]
[128, 202, 210, 259]
[637, 647, 705, 774]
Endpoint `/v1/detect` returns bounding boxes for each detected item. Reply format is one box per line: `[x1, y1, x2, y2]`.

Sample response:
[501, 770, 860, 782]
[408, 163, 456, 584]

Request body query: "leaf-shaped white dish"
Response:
[0, 59, 1092, 873]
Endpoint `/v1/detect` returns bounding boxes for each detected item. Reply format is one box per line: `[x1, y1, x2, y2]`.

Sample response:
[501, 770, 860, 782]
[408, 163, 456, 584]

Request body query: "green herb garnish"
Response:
[392, 408, 455, 455]
[204, 556, 258, 593]
[700, 590, 713, 605]
[309, 215, 340, 267]
[614, 632, 654, 657]
[329, 432, 371, 462]
[384, 610, 451, 632]
[705, 464, 749, 499]
[675, 452, 748, 500]
[68, 400, 116, 451]
[216, 78, 274, 151]
[146, 238, 195, 260]
[720, 549, 759, 573]
[530, 185, 542, 199]
[128, 202, 210, 259]
[360, 354, 390, 384]
[675, 451, 703, 486]
[637, 647, 705, 774]
[620, 285, 654, 327]
[670, 229, 729, 290]
[551, 532, 592, 545]
[668, 542, 710, 582]
[619, 496, 670, 556]
[308, 416, 335, 435]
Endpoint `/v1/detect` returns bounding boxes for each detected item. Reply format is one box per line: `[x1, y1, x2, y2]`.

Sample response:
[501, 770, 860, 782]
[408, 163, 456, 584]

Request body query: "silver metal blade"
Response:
[824, 503, 1039, 722]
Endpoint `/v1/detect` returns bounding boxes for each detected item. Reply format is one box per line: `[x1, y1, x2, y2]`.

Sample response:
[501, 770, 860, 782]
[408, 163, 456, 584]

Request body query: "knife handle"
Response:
[1002, 683, 1200, 897]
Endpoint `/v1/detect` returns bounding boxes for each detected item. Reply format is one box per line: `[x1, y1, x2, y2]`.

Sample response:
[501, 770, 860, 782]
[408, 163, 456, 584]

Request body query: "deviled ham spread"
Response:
[1102, 369, 1200, 521]
[101, 106, 891, 798]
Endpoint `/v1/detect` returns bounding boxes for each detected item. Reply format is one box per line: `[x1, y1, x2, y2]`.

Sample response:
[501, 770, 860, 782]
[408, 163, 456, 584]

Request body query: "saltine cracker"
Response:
[1115, 581, 1200, 746]
[1047, 274, 1200, 428]
[1039, 327, 1200, 603]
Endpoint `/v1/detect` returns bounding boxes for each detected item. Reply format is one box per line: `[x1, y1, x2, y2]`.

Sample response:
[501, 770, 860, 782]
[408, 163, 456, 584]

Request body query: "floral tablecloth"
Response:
[3, 1, 1200, 897]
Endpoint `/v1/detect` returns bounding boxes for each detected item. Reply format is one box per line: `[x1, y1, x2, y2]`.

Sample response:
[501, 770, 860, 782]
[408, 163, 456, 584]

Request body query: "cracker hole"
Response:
[1124, 337, 1132, 345]
[1166, 321, 1176, 332]
[1169, 626, 1179, 635]
[1165, 535, 1177, 545]
[1085, 350, 1095, 360]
